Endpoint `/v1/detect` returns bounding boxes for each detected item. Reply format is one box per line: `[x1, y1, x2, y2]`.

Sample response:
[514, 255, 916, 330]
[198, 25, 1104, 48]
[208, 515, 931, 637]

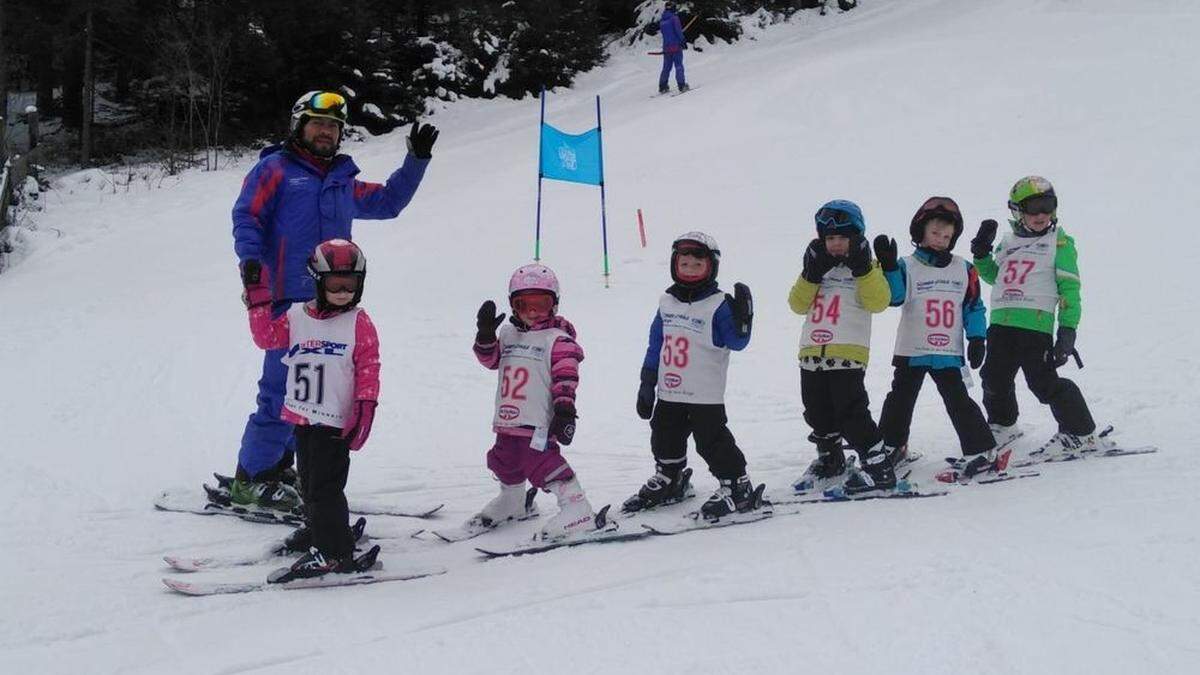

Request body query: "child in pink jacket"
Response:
[242, 238, 379, 580]
[469, 264, 598, 542]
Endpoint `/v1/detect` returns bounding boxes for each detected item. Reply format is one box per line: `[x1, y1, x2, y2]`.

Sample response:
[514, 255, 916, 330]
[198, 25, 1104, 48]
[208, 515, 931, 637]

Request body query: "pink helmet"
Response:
[508, 264, 560, 301]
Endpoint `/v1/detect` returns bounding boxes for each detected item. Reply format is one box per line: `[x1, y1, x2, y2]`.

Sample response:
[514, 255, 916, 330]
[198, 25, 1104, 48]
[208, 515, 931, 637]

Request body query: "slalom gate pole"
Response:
[535, 87, 546, 261]
[596, 95, 610, 288]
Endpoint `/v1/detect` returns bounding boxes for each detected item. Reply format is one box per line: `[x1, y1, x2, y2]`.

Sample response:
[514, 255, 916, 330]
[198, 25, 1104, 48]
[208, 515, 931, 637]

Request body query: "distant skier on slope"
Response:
[625, 232, 763, 520]
[468, 264, 604, 542]
[227, 91, 437, 513]
[658, 2, 689, 94]
[970, 176, 1111, 457]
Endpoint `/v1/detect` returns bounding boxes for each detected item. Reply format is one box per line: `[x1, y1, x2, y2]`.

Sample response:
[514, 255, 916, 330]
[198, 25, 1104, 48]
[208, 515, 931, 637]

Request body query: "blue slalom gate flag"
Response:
[539, 123, 603, 185]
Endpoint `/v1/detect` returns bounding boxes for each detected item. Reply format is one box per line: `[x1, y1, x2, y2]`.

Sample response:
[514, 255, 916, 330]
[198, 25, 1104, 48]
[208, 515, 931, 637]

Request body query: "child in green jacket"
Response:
[969, 176, 1105, 456]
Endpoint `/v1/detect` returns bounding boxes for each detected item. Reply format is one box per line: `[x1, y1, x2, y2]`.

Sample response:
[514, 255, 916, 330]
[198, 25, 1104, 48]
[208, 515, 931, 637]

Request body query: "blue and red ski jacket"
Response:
[232, 144, 429, 302]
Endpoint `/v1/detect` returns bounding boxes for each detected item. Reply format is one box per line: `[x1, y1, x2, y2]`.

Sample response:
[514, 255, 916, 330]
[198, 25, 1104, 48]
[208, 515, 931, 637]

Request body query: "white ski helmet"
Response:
[671, 231, 720, 287]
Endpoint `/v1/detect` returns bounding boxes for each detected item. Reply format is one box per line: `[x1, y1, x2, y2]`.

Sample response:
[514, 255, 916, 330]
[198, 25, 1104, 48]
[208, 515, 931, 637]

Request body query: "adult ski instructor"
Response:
[227, 90, 439, 511]
[658, 2, 689, 94]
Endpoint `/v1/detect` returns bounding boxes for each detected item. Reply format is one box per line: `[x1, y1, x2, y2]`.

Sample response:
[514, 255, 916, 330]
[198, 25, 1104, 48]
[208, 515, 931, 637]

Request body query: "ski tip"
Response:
[162, 577, 202, 596]
[162, 556, 196, 572]
[420, 504, 446, 518]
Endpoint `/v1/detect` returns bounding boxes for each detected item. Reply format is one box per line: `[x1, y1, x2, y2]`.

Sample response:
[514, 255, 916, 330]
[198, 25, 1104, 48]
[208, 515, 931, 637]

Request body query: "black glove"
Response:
[971, 219, 999, 259]
[682, 42, 689, 51]
[872, 235, 899, 272]
[475, 300, 505, 344]
[726, 282, 753, 338]
[240, 259, 272, 308]
[801, 238, 837, 284]
[549, 400, 577, 446]
[406, 121, 439, 159]
[968, 337, 986, 370]
[1048, 326, 1077, 368]
[636, 367, 657, 420]
[845, 234, 873, 277]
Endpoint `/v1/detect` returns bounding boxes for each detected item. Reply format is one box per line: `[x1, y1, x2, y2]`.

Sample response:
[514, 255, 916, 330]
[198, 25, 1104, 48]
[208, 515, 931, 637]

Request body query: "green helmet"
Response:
[1007, 175, 1058, 227]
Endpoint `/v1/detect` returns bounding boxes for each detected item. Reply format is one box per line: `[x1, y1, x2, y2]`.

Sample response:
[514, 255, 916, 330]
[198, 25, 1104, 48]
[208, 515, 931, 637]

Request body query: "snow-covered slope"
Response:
[3, 1, 1199, 672]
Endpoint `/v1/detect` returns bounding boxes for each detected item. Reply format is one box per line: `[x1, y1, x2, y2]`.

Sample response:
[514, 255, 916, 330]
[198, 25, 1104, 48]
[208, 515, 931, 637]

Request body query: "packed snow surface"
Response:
[2, 1, 1199, 673]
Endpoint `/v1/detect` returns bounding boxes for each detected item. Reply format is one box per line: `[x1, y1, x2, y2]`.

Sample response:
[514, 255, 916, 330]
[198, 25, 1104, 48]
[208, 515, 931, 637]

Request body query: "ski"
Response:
[162, 518, 368, 572]
[208, 474, 446, 519]
[640, 505, 780, 537]
[1012, 445, 1158, 468]
[649, 85, 698, 99]
[425, 487, 540, 543]
[935, 447, 1039, 485]
[340, 499, 445, 519]
[777, 485, 949, 505]
[154, 487, 304, 526]
[475, 506, 650, 558]
[163, 564, 446, 596]
[1010, 426, 1158, 468]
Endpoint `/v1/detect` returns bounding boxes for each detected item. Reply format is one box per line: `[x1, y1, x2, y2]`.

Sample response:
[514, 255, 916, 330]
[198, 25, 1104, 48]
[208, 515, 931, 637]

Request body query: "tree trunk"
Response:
[81, 7, 95, 165]
[0, 0, 8, 125]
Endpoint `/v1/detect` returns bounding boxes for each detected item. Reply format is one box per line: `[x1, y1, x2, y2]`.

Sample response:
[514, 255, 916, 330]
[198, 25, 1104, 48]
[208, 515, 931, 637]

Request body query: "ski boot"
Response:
[465, 482, 537, 530]
[989, 423, 1023, 448]
[622, 467, 694, 513]
[841, 442, 897, 496]
[678, 83, 690, 93]
[268, 544, 380, 583]
[1031, 429, 1111, 459]
[538, 478, 597, 542]
[791, 433, 848, 493]
[959, 447, 1003, 478]
[283, 517, 367, 554]
[658, 83, 670, 94]
[884, 443, 910, 466]
[229, 476, 302, 513]
[699, 475, 765, 521]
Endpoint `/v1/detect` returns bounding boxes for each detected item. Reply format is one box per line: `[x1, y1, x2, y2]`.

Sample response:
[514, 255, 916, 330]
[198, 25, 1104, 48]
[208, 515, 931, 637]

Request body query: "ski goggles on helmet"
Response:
[511, 291, 555, 315]
[815, 207, 857, 231]
[322, 274, 360, 294]
[673, 244, 710, 258]
[916, 197, 961, 218]
[1017, 193, 1057, 215]
[297, 91, 348, 125]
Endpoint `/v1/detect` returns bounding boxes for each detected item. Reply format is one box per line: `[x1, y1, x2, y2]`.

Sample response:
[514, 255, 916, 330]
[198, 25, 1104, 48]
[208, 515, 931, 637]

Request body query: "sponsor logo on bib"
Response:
[811, 329, 833, 344]
[288, 339, 349, 357]
[1002, 288, 1025, 301]
[498, 404, 520, 421]
[663, 372, 682, 389]
[927, 333, 950, 348]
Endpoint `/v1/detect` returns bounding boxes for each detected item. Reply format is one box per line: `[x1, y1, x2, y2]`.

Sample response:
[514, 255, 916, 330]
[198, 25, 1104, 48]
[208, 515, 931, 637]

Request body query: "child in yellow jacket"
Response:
[788, 200, 895, 496]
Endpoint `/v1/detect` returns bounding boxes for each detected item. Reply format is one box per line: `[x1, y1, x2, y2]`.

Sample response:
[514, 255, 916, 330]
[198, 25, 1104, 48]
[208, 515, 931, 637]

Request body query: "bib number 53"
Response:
[661, 336, 690, 368]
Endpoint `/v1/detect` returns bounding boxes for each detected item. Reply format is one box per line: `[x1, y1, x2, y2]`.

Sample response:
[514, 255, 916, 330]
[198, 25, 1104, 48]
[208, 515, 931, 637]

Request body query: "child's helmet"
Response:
[307, 238, 366, 311]
[1008, 175, 1058, 227]
[814, 200, 866, 238]
[509, 264, 560, 303]
[671, 231, 721, 288]
[909, 196, 964, 248]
